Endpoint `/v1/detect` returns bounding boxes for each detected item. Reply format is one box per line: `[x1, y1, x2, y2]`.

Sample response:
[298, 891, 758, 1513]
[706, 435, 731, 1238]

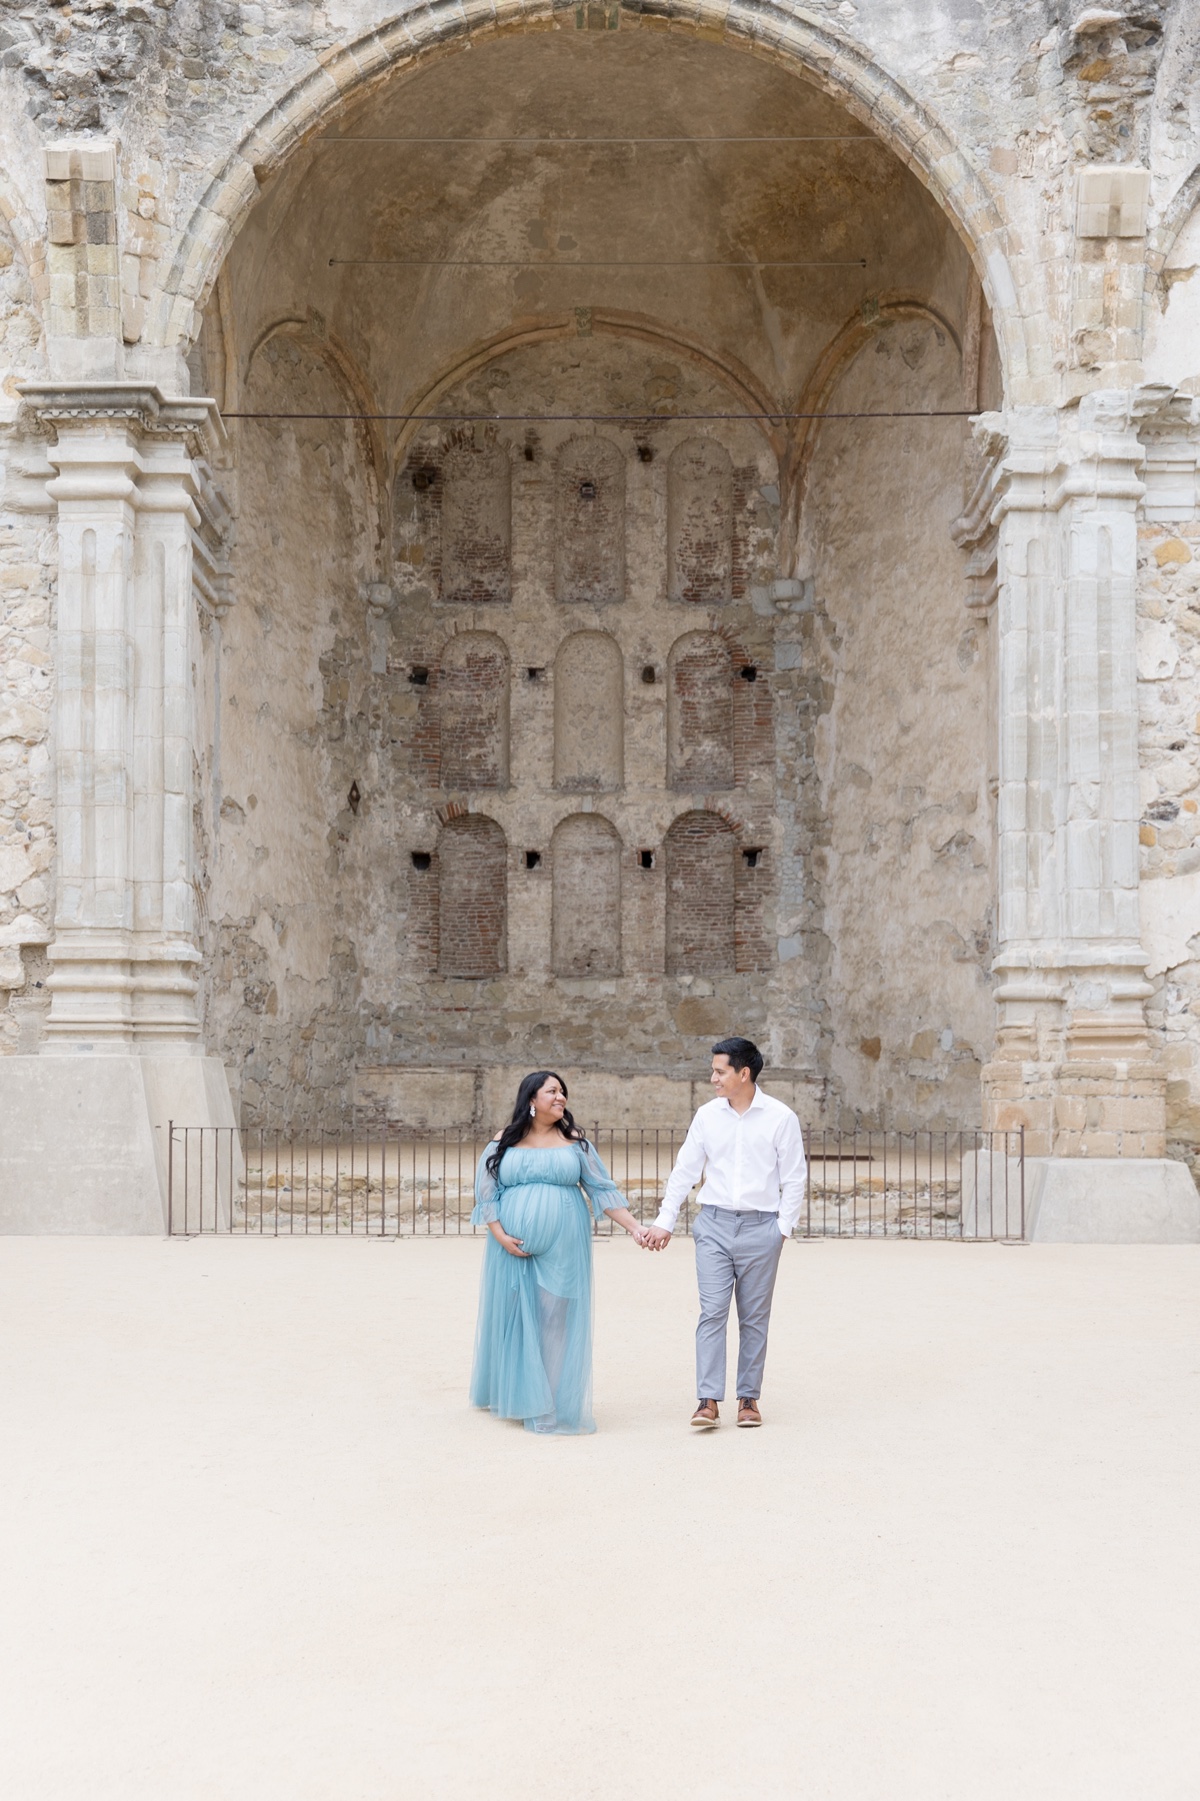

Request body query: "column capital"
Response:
[17, 382, 225, 465]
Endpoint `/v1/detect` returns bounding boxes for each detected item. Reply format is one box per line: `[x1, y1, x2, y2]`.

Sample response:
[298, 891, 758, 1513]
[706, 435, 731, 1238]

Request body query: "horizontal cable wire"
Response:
[314, 134, 884, 144]
[329, 256, 869, 267]
[226, 408, 974, 421]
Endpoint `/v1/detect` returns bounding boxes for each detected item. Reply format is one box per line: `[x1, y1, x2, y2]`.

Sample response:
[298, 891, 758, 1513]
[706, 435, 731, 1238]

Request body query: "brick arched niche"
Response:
[668, 632, 735, 791]
[664, 811, 736, 976]
[551, 814, 622, 978]
[554, 437, 625, 606]
[438, 632, 510, 790]
[437, 813, 508, 977]
[441, 435, 512, 606]
[553, 632, 623, 792]
[668, 438, 734, 604]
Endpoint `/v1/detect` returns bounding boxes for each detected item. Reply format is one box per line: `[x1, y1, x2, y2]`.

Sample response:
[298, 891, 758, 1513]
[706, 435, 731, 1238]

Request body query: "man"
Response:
[643, 1037, 807, 1429]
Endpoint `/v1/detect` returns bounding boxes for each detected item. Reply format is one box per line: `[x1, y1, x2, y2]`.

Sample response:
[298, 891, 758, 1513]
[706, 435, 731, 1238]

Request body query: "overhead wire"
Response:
[224, 409, 975, 422]
[329, 257, 869, 267]
[313, 134, 884, 144]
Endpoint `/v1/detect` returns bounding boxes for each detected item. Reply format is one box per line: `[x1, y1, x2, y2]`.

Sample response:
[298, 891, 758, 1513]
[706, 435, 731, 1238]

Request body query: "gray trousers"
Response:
[693, 1206, 785, 1402]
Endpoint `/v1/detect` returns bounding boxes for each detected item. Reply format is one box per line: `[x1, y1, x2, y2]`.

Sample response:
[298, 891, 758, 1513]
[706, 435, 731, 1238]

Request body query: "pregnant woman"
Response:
[470, 1070, 647, 1435]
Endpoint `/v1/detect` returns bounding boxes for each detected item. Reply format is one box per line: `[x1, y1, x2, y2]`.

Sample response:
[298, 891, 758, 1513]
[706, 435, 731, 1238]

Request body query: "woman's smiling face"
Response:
[535, 1076, 567, 1121]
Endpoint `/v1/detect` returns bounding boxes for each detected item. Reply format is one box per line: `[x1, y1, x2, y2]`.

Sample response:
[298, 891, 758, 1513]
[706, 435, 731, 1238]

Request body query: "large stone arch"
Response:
[387, 312, 786, 472]
[152, 1, 1029, 401]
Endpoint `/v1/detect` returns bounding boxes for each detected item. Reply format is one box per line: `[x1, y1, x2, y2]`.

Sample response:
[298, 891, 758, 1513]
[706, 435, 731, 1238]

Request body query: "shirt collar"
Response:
[722, 1085, 764, 1116]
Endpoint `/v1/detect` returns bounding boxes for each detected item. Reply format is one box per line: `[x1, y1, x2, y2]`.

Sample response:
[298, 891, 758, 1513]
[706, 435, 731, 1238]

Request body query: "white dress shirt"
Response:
[655, 1087, 808, 1238]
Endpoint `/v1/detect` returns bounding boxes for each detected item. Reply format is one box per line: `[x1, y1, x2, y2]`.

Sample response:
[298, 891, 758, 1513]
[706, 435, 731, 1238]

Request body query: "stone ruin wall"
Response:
[0, 208, 52, 1048]
[198, 327, 995, 1135]
[1138, 201, 1200, 1182]
[806, 316, 995, 1137]
[0, 0, 1199, 1159]
[1137, 516, 1200, 1179]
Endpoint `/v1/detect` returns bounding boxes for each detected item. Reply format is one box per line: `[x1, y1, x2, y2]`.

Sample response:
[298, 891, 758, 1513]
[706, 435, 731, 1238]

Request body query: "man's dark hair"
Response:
[711, 1037, 763, 1082]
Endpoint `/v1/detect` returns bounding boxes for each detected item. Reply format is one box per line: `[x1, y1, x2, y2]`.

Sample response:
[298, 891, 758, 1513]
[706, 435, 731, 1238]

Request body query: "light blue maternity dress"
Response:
[470, 1140, 629, 1435]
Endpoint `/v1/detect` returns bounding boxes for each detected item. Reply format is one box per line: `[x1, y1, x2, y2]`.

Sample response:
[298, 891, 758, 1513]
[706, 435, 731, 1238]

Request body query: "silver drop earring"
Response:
[530, 1104, 536, 1119]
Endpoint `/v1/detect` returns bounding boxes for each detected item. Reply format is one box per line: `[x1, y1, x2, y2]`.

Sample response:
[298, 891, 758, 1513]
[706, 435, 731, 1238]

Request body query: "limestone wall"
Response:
[1137, 519, 1200, 1180]
[0, 207, 52, 1050]
[805, 316, 993, 1131]
[202, 328, 377, 1125]
[207, 335, 790, 1130]
[1, 0, 1200, 1161]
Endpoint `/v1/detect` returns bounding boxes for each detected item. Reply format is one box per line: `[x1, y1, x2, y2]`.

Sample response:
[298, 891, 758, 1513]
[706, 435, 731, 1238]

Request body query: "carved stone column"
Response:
[0, 385, 236, 1231]
[955, 396, 1198, 1238]
[21, 385, 222, 1050]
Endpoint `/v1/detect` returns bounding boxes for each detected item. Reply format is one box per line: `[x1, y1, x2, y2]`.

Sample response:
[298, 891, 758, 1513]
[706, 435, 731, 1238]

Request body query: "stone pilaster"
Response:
[958, 395, 1165, 1158]
[19, 383, 228, 1055]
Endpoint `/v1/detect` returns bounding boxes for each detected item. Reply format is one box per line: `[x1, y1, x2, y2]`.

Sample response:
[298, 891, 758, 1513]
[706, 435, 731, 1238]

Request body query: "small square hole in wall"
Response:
[641, 664, 657, 684]
[411, 466, 437, 492]
[639, 849, 655, 869]
[741, 847, 763, 868]
[411, 851, 432, 871]
[409, 665, 429, 685]
[636, 444, 654, 463]
[739, 665, 758, 683]
[525, 850, 542, 869]
[526, 666, 545, 681]
[578, 480, 596, 501]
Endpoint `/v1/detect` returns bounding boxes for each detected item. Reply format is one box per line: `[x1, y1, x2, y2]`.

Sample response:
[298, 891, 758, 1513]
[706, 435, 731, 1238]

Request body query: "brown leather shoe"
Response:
[737, 1398, 762, 1428]
[690, 1399, 720, 1429]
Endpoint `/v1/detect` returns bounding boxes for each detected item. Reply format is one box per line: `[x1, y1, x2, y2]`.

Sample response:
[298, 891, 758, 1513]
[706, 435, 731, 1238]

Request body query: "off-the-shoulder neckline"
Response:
[502, 1141, 580, 1149]
[493, 1138, 583, 1152]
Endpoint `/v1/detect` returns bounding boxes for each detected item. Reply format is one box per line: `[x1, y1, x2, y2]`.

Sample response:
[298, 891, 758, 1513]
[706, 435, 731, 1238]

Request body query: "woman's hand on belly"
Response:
[488, 1221, 529, 1258]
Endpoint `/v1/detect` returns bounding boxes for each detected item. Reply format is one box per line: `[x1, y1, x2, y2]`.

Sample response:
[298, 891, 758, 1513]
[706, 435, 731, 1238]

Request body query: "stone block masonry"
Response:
[0, 4, 1198, 1236]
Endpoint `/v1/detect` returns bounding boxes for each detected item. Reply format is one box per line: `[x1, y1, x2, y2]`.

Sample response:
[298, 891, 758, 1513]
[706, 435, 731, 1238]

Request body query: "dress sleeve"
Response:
[471, 1145, 503, 1226]
[577, 1141, 630, 1223]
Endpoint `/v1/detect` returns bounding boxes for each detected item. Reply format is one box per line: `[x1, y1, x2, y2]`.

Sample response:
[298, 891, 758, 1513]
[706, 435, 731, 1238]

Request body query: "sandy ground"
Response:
[0, 1234, 1197, 1801]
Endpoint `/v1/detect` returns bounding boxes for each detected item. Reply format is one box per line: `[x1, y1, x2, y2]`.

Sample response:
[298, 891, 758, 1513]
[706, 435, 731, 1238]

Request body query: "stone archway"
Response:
[9, 5, 1196, 1241]
[171, 20, 1006, 1135]
[153, 3, 1030, 400]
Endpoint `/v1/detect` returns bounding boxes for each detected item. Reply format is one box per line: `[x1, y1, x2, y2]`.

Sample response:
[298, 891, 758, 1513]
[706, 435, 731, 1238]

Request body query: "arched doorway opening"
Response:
[191, 22, 1004, 1133]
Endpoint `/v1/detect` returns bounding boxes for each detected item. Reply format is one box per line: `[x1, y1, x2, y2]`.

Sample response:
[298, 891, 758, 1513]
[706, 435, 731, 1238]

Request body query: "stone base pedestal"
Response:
[0, 1054, 235, 1233]
[1023, 1157, 1200, 1242]
[982, 1057, 1167, 1158]
[962, 1152, 1199, 1241]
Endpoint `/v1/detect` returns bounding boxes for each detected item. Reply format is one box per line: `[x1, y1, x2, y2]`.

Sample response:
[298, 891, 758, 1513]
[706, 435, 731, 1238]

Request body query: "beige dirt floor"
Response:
[0, 1235, 1197, 1800]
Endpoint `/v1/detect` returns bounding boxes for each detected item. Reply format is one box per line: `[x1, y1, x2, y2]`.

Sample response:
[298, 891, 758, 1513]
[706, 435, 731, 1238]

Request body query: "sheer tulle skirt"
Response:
[470, 1182, 597, 1435]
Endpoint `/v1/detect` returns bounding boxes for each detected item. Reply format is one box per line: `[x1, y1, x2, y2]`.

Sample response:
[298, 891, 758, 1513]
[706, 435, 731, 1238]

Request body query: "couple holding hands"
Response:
[469, 1038, 809, 1435]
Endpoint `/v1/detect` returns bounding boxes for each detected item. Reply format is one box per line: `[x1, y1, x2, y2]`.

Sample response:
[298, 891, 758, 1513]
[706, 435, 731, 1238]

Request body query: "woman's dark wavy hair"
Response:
[486, 1070, 587, 1179]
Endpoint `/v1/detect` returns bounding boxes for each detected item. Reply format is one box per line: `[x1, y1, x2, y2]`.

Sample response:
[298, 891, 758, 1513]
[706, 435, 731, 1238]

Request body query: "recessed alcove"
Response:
[204, 25, 997, 1131]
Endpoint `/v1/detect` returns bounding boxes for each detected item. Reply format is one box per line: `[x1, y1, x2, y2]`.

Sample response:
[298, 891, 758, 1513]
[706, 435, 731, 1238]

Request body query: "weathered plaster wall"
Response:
[2, 0, 1200, 1157]
[0, 210, 52, 1049]
[203, 328, 376, 1126]
[806, 315, 993, 1130]
[208, 331, 790, 1129]
[1137, 519, 1200, 1179]
[162, 21, 1005, 1131]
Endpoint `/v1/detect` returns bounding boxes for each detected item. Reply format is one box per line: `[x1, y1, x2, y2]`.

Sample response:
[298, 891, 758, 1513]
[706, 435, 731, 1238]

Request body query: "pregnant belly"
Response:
[501, 1183, 591, 1264]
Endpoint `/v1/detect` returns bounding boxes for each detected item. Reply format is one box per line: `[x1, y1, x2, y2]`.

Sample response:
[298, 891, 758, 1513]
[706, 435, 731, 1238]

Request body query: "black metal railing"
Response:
[166, 1125, 1025, 1239]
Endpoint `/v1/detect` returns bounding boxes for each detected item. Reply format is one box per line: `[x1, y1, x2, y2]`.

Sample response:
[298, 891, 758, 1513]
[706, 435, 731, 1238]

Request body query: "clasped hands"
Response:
[494, 1219, 673, 1256]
